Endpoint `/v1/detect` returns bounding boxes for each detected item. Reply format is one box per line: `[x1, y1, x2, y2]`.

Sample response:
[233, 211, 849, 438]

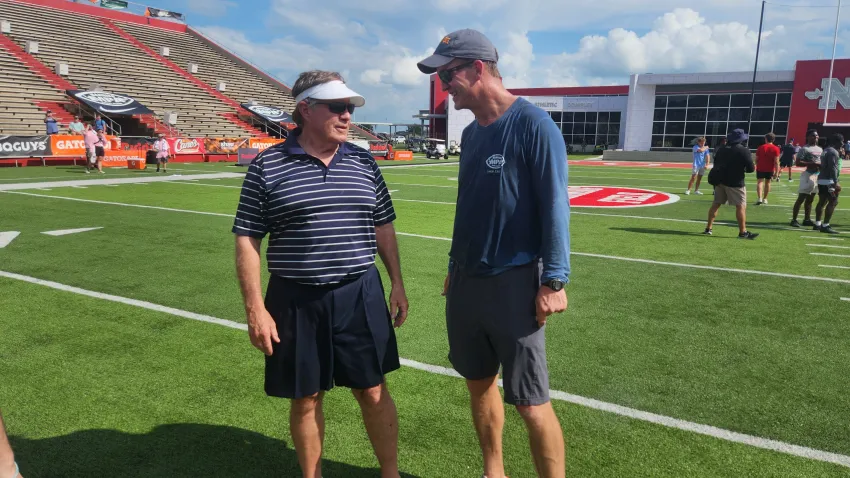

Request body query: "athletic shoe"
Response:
[788, 179, 793, 182]
[755, 200, 762, 205]
[694, 190, 704, 195]
[738, 231, 759, 240]
[813, 224, 820, 231]
[685, 190, 691, 195]
[703, 228, 712, 235]
[802, 219, 815, 227]
[790, 219, 801, 227]
[820, 225, 839, 234]
[761, 199, 768, 205]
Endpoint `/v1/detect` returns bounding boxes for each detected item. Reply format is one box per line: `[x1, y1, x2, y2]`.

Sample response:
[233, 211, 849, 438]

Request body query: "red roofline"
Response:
[1, 0, 187, 32]
[508, 86, 629, 96]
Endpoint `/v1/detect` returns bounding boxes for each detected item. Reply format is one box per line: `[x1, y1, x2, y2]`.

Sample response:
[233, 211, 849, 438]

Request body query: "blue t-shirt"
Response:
[95, 119, 105, 131]
[449, 97, 570, 283]
[693, 145, 709, 168]
[45, 117, 59, 134]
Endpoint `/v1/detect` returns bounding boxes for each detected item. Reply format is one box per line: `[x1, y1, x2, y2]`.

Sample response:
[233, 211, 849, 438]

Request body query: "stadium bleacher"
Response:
[0, 0, 373, 142]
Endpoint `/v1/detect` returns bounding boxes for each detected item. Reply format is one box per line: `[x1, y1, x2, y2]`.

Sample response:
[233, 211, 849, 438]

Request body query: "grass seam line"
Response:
[2, 268, 849, 469]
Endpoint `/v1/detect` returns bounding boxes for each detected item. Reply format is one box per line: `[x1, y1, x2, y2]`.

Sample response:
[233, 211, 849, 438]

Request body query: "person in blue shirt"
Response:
[418, 28, 569, 478]
[94, 114, 105, 133]
[44, 111, 59, 135]
[685, 136, 710, 195]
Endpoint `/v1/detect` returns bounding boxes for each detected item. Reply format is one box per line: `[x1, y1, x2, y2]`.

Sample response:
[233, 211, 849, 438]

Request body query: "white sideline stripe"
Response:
[841, 297, 850, 302]
[170, 181, 241, 189]
[801, 236, 844, 241]
[1, 269, 848, 468]
[819, 265, 850, 270]
[0, 172, 243, 191]
[806, 244, 850, 250]
[42, 227, 103, 236]
[9, 191, 844, 284]
[395, 232, 850, 284]
[809, 252, 850, 258]
[3, 191, 233, 217]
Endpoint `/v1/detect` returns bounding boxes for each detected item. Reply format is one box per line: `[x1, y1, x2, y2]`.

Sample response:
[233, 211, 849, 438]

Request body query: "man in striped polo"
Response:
[233, 70, 408, 478]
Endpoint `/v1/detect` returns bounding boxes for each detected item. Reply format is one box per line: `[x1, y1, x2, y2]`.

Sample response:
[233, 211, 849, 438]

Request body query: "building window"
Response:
[547, 107, 625, 149]
[651, 92, 791, 151]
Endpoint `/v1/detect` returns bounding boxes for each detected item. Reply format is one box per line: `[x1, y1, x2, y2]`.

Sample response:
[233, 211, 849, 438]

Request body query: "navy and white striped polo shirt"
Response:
[232, 132, 396, 286]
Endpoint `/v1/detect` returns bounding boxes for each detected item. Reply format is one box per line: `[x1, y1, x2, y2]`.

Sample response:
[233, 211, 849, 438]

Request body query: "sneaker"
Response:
[813, 224, 821, 231]
[761, 199, 768, 205]
[685, 190, 691, 195]
[821, 225, 839, 234]
[788, 178, 793, 182]
[755, 200, 762, 205]
[802, 219, 814, 227]
[790, 219, 801, 227]
[738, 231, 759, 240]
[694, 190, 704, 195]
[703, 228, 712, 235]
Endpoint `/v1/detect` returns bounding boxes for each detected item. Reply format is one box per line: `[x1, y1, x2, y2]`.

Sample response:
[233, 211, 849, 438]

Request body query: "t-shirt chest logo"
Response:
[485, 154, 506, 174]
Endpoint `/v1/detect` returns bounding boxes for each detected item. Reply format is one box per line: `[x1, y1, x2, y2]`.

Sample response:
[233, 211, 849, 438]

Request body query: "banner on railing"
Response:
[145, 6, 185, 20]
[0, 135, 51, 158]
[248, 137, 285, 152]
[241, 103, 293, 123]
[168, 138, 206, 155]
[204, 137, 249, 154]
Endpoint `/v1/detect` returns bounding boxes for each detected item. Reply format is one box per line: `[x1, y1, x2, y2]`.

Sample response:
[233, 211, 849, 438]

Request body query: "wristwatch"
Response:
[544, 279, 565, 291]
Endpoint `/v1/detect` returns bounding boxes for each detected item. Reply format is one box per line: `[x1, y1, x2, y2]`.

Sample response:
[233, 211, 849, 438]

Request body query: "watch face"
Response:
[548, 280, 563, 291]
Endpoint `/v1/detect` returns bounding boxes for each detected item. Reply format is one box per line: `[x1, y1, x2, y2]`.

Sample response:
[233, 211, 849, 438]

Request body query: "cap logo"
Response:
[441, 36, 451, 45]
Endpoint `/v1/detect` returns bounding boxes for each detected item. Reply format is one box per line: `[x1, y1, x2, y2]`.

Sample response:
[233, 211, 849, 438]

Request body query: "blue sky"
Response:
[153, 0, 847, 128]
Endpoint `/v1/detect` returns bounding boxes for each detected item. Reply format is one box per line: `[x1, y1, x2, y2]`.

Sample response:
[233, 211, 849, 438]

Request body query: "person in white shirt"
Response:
[153, 133, 170, 173]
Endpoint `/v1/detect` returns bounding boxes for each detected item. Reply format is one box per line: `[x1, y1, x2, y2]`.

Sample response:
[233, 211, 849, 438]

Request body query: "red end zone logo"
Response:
[569, 186, 679, 208]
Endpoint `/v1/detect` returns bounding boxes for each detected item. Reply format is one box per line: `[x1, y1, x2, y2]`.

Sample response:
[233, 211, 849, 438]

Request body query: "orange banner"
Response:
[391, 151, 413, 161]
[249, 137, 285, 152]
[102, 150, 144, 168]
[50, 134, 118, 156]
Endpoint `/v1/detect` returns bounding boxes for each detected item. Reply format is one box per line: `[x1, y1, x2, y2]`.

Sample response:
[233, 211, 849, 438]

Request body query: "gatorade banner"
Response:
[204, 137, 249, 154]
[248, 137, 285, 152]
[168, 137, 206, 155]
[101, 150, 144, 168]
[50, 134, 118, 156]
[0, 135, 52, 157]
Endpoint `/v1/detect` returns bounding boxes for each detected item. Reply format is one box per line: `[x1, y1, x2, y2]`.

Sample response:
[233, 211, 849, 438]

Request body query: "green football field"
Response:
[1, 159, 849, 477]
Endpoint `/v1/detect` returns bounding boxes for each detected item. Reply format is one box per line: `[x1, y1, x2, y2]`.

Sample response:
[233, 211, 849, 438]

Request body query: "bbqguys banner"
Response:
[0, 135, 51, 157]
[168, 138, 206, 155]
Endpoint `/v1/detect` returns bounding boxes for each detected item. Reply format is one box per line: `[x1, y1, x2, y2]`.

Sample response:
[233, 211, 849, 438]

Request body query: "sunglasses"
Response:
[438, 61, 476, 84]
[313, 101, 356, 115]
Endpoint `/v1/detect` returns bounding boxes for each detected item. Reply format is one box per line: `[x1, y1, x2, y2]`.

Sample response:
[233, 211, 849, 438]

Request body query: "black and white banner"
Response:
[145, 7, 185, 21]
[0, 135, 51, 158]
[241, 103, 293, 123]
[67, 90, 154, 116]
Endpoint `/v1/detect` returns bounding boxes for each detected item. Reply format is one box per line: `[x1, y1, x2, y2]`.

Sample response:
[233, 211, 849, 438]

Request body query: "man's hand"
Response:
[247, 307, 279, 356]
[389, 284, 409, 328]
[535, 286, 567, 327]
[441, 273, 450, 296]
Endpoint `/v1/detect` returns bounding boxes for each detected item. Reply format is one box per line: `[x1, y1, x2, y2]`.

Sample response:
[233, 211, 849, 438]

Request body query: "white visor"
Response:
[294, 80, 365, 107]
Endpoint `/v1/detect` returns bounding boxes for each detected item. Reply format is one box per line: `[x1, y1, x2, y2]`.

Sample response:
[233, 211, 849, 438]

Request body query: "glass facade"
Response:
[546, 111, 623, 147]
[651, 92, 792, 151]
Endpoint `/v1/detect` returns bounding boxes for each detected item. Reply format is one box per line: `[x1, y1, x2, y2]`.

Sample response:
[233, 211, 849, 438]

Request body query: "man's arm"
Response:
[376, 222, 408, 326]
[235, 235, 279, 355]
[529, 117, 570, 326]
[744, 149, 755, 173]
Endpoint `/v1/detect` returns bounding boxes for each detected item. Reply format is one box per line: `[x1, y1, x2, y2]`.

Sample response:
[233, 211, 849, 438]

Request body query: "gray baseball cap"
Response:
[417, 29, 499, 74]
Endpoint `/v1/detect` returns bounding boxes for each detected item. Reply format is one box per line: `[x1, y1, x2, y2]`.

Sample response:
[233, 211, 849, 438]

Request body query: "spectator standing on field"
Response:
[813, 133, 844, 234]
[685, 136, 710, 195]
[83, 123, 98, 174]
[754, 132, 780, 205]
[153, 133, 170, 173]
[779, 137, 798, 182]
[790, 129, 822, 228]
[94, 114, 106, 133]
[418, 28, 569, 478]
[704, 129, 758, 239]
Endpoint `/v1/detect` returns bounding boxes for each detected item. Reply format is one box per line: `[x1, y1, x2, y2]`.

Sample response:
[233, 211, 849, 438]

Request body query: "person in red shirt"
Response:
[755, 132, 781, 205]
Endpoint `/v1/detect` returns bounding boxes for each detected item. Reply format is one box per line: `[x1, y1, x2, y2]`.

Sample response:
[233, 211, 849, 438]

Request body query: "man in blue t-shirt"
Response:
[418, 28, 569, 478]
[686, 136, 711, 195]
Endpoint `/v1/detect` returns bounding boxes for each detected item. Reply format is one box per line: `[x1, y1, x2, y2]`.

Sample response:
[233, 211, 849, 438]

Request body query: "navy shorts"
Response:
[263, 265, 400, 399]
[445, 260, 550, 406]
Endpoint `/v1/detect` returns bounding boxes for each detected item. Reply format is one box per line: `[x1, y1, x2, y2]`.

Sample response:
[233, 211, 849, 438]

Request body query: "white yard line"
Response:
[2, 191, 232, 217]
[841, 297, 850, 302]
[0, 172, 243, 191]
[809, 252, 850, 258]
[802, 235, 844, 241]
[1, 268, 848, 469]
[806, 244, 850, 250]
[820, 265, 850, 270]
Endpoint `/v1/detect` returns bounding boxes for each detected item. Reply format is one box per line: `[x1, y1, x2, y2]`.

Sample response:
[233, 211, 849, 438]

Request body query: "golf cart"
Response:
[448, 140, 461, 156]
[425, 138, 448, 159]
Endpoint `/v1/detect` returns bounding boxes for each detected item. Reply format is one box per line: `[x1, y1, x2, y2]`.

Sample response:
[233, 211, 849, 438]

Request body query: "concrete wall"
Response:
[446, 95, 475, 145]
[623, 74, 655, 151]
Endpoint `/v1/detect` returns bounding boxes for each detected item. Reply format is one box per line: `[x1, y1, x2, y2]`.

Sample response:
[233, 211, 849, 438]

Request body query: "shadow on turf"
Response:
[53, 166, 152, 175]
[11, 423, 419, 477]
[609, 227, 716, 237]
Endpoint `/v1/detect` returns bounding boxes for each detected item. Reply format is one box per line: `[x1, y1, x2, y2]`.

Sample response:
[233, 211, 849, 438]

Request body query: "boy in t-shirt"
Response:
[685, 137, 710, 195]
[755, 132, 781, 205]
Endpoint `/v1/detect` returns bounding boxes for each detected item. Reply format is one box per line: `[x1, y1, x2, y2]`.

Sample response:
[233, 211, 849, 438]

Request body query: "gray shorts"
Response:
[445, 260, 549, 406]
